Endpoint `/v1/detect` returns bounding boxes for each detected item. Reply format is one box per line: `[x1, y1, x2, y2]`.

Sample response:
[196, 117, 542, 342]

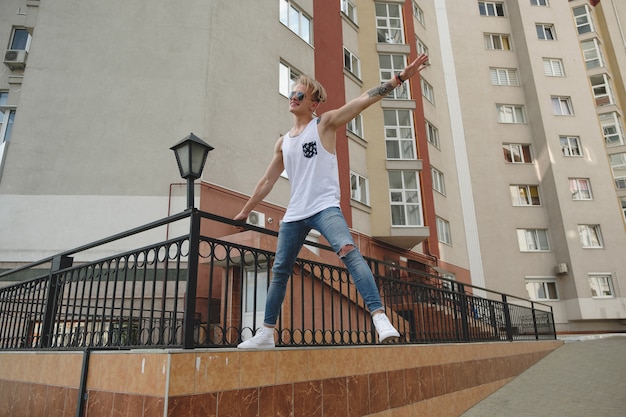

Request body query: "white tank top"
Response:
[282, 118, 341, 222]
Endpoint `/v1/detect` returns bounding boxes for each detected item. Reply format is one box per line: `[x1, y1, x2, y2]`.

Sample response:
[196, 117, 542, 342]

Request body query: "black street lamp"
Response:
[170, 133, 214, 210]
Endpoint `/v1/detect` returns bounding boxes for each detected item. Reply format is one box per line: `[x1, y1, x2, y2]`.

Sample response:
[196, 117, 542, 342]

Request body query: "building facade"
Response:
[1, 0, 624, 333]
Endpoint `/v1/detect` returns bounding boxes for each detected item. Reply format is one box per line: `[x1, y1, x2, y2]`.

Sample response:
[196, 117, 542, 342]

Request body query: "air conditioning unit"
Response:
[246, 210, 265, 227]
[4, 50, 27, 70]
[556, 263, 569, 275]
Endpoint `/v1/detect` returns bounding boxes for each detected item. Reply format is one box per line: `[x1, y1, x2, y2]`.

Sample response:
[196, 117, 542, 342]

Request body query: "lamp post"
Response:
[170, 133, 214, 210]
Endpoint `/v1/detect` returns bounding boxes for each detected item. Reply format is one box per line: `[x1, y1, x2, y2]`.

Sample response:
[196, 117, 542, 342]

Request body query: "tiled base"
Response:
[0, 340, 562, 417]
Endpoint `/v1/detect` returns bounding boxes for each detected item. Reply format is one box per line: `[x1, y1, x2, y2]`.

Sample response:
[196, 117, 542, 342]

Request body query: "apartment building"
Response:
[1, 0, 624, 333]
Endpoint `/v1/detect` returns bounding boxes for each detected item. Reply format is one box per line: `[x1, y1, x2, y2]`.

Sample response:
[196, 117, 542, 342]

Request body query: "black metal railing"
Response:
[0, 209, 555, 350]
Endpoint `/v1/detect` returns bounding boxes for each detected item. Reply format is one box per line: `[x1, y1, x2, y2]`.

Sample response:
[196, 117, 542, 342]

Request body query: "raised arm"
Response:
[234, 137, 285, 222]
[319, 54, 429, 133]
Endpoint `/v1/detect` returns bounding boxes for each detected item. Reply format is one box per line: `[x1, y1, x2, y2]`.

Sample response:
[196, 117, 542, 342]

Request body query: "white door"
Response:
[241, 268, 268, 340]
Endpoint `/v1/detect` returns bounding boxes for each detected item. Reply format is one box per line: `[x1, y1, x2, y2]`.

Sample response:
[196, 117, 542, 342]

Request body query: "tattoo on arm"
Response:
[367, 82, 394, 98]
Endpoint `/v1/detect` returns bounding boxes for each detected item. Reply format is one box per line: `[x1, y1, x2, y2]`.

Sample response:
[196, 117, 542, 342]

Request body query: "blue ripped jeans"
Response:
[263, 206, 383, 327]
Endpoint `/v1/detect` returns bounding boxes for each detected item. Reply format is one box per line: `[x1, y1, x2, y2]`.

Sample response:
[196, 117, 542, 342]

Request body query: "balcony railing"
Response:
[0, 209, 555, 350]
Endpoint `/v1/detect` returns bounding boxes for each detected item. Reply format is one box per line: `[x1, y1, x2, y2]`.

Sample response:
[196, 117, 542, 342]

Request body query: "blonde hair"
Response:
[294, 74, 327, 103]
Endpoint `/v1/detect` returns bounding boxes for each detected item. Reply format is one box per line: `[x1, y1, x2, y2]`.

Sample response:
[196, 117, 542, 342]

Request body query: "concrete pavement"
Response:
[460, 334, 626, 417]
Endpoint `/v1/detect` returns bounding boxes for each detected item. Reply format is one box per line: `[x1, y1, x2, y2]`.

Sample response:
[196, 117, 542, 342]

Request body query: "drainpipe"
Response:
[75, 348, 91, 417]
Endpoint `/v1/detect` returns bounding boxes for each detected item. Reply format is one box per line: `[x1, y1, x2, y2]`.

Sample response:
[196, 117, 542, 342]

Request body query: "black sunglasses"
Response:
[289, 91, 306, 101]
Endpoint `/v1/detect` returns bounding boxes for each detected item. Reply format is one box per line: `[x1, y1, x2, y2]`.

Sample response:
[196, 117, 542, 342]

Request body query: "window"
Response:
[0, 109, 15, 143]
[426, 121, 440, 148]
[503, 143, 532, 163]
[543, 58, 564, 77]
[416, 37, 429, 56]
[413, 2, 425, 26]
[560, 136, 582, 156]
[344, 47, 361, 78]
[590, 74, 613, 107]
[589, 275, 614, 298]
[551, 96, 573, 116]
[609, 152, 626, 190]
[600, 113, 625, 147]
[341, 0, 357, 24]
[379, 54, 409, 99]
[484, 33, 511, 50]
[376, 3, 405, 44]
[436, 217, 452, 245]
[490, 68, 519, 86]
[350, 172, 369, 205]
[510, 185, 541, 206]
[347, 114, 363, 138]
[9, 28, 31, 51]
[530, 0, 549, 6]
[517, 229, 550, 252]
[384, 109, 416, 159]
[573, 5, 594, 34]
[279, 0, 312, 44]
[388, 171, 423, 226]
[421, 78, 434, 103]
[620, 197, 626, 222]
[497, 104, 526, 123]
[578, 225, 603, 248]
[569, 178, 592, 200]
[432, 167, 446, 195]
[479, 2, 505, 17]
[279, 62, 300, 98]
[526, 280, 558, 301]
[536, 24, 556, 40]
[581, 39, 603, 69]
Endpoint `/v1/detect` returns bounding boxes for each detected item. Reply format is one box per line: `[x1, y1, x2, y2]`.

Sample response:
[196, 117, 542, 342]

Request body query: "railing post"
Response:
[501, 294, 513, 341]
[457, 283, 470, 342]
[182, 209, 200, 349]
[41, 255, 73, 348]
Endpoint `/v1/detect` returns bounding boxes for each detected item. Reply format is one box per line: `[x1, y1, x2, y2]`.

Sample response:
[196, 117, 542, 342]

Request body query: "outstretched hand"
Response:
[399, 54, 429, 81]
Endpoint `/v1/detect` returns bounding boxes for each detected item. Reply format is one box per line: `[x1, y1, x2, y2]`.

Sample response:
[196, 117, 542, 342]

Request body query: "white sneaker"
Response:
[373, 313, 400, 343]
[237, 326, 276, 349]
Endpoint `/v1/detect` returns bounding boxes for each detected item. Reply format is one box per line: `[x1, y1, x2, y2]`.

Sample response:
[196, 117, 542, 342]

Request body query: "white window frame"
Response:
[413, 2, 425, 27]
[581, 38, 604, 69]
[479, 2, 505, 17]
[416, 36, 429, 56]
[497, 104, 526, 124]
[388, 170, 424, 226]
[578, 224, 604, 248]
[543, 58, 564, 77]
[0, 108, 16, 144]
[347, 114, 363, 138]
[526, 279, 559, 301]
[510, 185, 541, 206]
[589, 274, 614, 298]
[279, 62, 300, 98]
[590, 74, 613, 107]
[379, 54, 409, 100]
[551, 96, 574, 116]
[431, 167, 446, 195]
[560, 136, 582, 156]
[600, 112, 625, 147]
[620, 197, 626, 222]
[573, 5, 594, 35]
[503, 143, 533, 163]
[341, 0, 358, 24]
[609, 152, 626, 190]
[536, 23, 556, 40]
[279, 0, 312, 44]
[343, 47, 361, 78]
[350, 171, 370, 205]
[436, 216, 452, 245]
[517, 229, 550, 252]
[384, 109, 416, 160]
[9, 27, 31, 51]
[421, 78, 434, 104]
[484, 33, 511, 50]
[530, 0, 549, 6]
[426, 121, 440, 149]
[569, 178, 593, 200]
[376, 3, 405, 44]
[490, 68, 519, 86]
